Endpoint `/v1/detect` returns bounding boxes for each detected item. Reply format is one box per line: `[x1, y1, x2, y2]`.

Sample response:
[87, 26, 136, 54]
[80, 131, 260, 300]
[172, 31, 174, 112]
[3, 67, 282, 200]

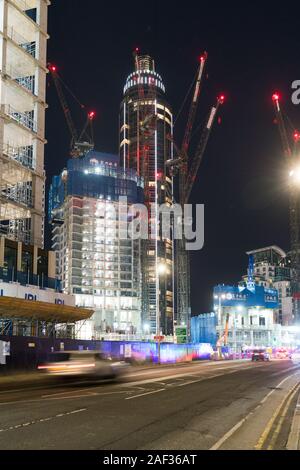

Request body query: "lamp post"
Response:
[214, 293, 226, 356]
[157, 263, 168, 365]
[214, 293, 226, 328]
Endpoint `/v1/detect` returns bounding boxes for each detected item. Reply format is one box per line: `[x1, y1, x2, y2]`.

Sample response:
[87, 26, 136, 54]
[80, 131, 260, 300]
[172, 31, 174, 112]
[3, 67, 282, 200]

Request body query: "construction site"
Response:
[1, 1, 299, 349]
[0, 0, 47, 248]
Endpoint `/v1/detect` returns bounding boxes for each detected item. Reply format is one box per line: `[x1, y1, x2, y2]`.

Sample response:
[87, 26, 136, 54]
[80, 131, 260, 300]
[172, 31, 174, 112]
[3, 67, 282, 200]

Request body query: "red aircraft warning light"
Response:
[218, 94, 225, 105]
[50, 65, 57, 73]
[199, 51, 208, 62]
[294, 131, 300, 142]
[272, 92, 280, 102]
[88, 111, 95, 120]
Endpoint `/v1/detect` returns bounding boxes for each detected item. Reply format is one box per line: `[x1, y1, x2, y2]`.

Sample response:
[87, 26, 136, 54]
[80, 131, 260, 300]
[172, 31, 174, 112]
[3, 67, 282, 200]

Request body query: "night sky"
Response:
[45, 1, 300, 314]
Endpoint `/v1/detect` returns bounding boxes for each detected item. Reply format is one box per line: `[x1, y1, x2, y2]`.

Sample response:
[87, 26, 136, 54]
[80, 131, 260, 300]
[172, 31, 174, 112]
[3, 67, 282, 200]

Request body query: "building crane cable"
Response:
[48, 63, 95, 157]
[166, 53, 224, 331]
[173, 67, 201, 127]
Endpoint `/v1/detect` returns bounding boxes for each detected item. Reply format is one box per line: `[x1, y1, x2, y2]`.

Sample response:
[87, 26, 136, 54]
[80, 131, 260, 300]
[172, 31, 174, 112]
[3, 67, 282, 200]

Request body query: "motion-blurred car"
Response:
[251, 349, 270, 362]
[38, 351, 129, 380]
[276, 348, 289, 359]
[290, 349, 300, 363]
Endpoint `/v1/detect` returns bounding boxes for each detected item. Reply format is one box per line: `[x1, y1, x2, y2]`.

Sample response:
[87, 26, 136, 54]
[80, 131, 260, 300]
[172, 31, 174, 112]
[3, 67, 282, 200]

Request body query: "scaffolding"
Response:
[0, 0, 48, 247]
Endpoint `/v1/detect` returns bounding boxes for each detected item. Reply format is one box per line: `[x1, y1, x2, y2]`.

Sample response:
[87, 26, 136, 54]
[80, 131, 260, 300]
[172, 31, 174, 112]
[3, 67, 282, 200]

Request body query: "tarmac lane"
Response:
[0, 359, 299, 450]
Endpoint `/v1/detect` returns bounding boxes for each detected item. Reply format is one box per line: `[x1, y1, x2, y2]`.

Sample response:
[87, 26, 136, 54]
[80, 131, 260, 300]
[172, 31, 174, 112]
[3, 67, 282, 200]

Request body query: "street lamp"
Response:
[157, 262, 168, 364]
[214, 293, 226, 357]
[289, 167, 300, 185]
[214, 293, 226, 326]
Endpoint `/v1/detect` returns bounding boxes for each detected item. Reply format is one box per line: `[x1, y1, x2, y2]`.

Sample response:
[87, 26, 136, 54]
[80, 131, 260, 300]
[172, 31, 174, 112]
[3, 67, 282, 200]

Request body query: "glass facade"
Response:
[50, 151, 144, 337]
[120, 54, 174, 336]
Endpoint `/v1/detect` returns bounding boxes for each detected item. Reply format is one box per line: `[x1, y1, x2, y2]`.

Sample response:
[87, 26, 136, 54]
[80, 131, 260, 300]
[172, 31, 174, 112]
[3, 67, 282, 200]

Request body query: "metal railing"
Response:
[0, 266, 62, 292]
[5, 104, 37, 133]
[2, 143, 34, 169]
[8, 27, 36, 58]
[1, 182, 33, 208]
[6, 65, 35, 94]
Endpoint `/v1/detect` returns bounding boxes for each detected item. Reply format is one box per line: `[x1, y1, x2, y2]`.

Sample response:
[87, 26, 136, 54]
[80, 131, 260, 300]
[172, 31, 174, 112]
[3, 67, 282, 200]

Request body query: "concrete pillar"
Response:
[48, 251, 56, 279]
[33, 245, 38, 275]
[250, 330, 254, 347]
[17, 241, 22, 272]
[0, 235, 5, 267]
[267, 330, 271, 347]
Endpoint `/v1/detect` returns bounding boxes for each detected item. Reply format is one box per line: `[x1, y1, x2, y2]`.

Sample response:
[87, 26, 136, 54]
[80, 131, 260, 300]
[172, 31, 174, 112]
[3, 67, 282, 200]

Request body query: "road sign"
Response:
[175, 326, 187, 344]
[154, 336, 165, 341]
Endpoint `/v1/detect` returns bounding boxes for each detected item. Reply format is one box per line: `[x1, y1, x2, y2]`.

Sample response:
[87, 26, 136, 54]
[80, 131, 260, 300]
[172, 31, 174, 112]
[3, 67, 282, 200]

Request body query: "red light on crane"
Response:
[218, 94, 225, 105]
[199, 51, 208, 62]
[272, 92, 280, 102]
[50, 65, 57, 73]
[294, 131, 300, 142]
[88, 111, 95, 120]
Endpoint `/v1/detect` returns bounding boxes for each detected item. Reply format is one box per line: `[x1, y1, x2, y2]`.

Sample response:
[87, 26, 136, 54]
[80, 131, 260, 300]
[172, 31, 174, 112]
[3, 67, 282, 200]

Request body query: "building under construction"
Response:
[120, 53, 174, 336]
[0, 0, 48, 247]
[49, 151, 144, 340]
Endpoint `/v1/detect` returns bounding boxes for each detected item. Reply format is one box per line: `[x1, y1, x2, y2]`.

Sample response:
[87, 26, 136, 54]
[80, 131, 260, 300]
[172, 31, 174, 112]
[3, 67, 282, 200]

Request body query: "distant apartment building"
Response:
[213, 282, 279, 351]
[0, 0, 49, 247]
[191, 250, 299, 350]
[49, 151, 144, 340]
[244, 246, 293, 325]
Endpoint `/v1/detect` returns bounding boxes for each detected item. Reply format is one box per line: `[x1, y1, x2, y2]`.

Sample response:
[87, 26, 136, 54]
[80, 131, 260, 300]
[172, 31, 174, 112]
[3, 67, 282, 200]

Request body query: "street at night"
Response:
[1, 0, 300, 458]
[0, 360, 299, 451]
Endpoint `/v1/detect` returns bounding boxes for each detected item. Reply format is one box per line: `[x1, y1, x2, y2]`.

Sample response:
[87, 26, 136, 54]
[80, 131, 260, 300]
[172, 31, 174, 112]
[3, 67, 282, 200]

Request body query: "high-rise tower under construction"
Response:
[120, 53, 174, 336]
[0, 0, 48, 247]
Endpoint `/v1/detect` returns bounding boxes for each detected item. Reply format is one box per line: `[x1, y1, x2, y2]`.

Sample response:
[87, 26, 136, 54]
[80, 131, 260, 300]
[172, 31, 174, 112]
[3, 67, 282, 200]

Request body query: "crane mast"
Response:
[166, 53, 224, 333]
[184, 95, 225, 204]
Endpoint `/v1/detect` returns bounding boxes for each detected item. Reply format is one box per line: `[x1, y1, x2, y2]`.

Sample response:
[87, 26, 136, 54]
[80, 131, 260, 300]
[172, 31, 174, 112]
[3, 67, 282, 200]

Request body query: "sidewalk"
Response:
[286, 389, 300, 450]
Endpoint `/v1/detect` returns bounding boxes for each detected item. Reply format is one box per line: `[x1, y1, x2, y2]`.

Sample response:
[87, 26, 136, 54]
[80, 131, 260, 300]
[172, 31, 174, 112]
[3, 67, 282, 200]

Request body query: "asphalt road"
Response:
[0, 359, 299, 450]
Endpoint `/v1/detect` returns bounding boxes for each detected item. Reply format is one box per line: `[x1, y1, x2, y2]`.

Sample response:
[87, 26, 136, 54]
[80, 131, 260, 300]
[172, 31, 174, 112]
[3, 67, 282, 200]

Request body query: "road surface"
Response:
[0, 359, 299, 450]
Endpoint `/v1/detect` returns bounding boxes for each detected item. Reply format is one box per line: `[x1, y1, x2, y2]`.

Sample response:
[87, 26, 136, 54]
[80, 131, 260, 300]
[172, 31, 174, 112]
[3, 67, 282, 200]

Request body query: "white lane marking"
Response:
[270, 364, 300, 377]
[0, 408, 86, 434]
[123, 363, 263, 390]
[126, 360, 252, 378]
[0, 388, 27, 395]
[125, 388, 166, 400]
[209, 371, 300, 450]
[124, 367, 259, 400]
[120, 364, 256, 389]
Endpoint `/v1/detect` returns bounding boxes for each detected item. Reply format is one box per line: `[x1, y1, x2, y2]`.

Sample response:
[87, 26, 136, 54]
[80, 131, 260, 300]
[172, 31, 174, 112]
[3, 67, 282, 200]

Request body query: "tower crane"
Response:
[48, 64, 95, 158]
[272, 92, 300, 322]
[166, 54, 225, 332]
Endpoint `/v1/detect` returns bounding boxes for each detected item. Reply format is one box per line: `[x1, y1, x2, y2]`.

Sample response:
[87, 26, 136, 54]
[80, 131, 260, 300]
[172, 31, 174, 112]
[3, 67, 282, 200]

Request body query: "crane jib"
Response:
[207, 107, 217, 129]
